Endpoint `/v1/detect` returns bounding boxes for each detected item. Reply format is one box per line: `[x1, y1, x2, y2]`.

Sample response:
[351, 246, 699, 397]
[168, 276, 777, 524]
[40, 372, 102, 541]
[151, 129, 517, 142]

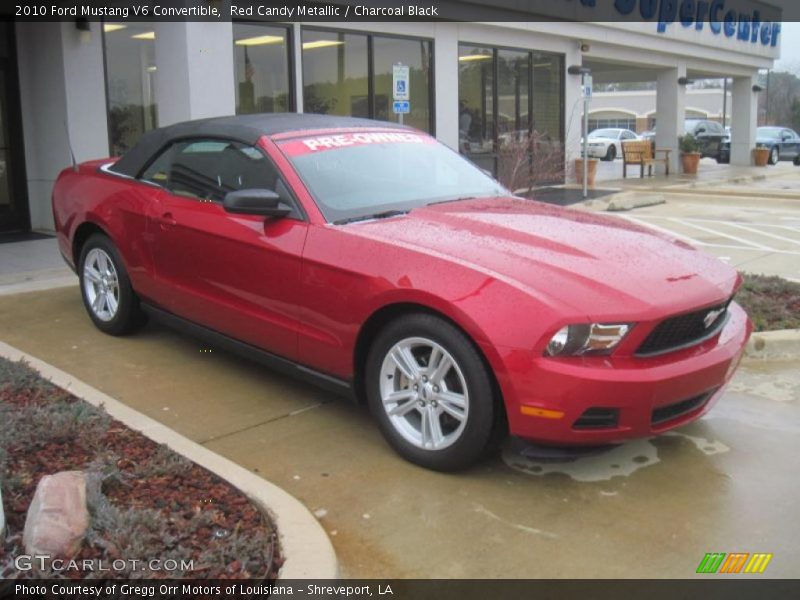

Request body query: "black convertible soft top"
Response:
[109, 113, 410, 178]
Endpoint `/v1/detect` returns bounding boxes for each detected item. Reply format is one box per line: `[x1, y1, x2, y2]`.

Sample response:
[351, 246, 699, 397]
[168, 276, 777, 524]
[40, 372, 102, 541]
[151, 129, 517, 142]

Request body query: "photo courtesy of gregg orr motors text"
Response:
[13, 583, 390, 597]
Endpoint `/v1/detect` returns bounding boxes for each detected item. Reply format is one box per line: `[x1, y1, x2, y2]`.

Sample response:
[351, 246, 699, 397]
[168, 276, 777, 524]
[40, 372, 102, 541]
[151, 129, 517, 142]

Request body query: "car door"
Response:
[142, 138, 308, 361]
[781, 129, 799, 159]
[619, 130, 637, 154]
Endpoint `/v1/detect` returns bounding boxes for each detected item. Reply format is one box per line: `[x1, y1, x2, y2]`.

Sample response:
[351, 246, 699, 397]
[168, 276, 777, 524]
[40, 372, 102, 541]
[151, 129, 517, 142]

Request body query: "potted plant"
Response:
[752, 145, 770, 167]
[574, 156, 598, 187]
[680, 134, 701, 174]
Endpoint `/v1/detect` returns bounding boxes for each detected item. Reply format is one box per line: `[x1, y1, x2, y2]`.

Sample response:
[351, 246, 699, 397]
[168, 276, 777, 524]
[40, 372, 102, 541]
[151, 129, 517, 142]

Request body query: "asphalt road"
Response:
[0, 287, 797, 578]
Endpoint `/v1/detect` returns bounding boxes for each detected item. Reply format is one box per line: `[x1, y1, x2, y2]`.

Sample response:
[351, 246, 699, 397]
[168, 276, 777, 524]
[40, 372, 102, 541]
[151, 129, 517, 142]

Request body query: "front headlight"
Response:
[545, 323, 633, 357]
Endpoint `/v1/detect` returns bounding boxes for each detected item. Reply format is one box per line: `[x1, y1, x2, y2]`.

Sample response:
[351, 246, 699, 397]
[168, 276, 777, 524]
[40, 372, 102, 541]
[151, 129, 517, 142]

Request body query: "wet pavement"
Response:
[0, 286, 797, 578]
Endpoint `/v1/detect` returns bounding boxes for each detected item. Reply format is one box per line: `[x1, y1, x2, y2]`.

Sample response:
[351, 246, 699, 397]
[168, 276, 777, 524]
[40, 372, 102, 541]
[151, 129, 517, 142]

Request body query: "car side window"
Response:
[140, 139, 282, 203]
[707, 122, 723, 135]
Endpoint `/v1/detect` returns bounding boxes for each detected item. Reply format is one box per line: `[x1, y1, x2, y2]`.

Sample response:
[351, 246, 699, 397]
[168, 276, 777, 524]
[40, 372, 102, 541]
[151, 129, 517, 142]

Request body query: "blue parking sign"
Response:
[393, 101, 410, 114]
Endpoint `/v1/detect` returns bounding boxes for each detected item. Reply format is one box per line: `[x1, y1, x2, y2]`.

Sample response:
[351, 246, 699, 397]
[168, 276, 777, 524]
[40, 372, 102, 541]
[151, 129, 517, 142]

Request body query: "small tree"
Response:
[496, 131, 565, 194]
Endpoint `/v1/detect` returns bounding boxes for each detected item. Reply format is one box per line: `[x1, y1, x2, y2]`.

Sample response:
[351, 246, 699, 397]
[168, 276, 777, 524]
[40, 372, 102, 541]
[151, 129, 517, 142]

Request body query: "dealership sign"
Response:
[573, 0, 781, 47]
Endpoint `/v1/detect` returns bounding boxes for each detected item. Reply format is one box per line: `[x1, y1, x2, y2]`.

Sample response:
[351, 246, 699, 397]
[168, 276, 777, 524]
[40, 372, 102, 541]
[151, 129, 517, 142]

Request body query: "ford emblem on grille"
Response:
[703, 308, 725, 329]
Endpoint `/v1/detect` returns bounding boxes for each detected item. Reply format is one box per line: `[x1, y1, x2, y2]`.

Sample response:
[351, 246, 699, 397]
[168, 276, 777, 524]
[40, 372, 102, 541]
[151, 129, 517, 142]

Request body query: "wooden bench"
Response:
[621, 140, 671, 178]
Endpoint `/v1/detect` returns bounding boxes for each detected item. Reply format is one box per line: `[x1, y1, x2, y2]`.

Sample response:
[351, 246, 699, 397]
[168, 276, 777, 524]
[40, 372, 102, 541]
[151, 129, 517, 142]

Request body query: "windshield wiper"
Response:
[426, 196, 477, 206]
[333, 209, 410, 226]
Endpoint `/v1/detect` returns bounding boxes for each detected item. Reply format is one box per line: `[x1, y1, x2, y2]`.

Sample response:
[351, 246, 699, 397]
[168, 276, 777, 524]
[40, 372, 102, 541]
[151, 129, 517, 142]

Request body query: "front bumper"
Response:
[501, 302, 751, 445]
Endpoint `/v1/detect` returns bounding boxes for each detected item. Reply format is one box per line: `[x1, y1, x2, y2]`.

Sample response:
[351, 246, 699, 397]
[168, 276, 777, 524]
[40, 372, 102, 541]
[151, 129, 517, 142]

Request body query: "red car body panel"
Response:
[52, 126, 752, 446]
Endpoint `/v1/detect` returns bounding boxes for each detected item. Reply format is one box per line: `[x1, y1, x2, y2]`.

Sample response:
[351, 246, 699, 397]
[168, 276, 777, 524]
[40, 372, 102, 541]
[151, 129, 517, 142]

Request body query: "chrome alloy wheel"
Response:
[379, 337, 469, 451]
[82, 248, 120, 322]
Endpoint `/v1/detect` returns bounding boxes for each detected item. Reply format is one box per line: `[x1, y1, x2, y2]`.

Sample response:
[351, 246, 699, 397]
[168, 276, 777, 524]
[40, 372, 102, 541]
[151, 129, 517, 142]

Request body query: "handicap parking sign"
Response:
[392, 64, 409, 101]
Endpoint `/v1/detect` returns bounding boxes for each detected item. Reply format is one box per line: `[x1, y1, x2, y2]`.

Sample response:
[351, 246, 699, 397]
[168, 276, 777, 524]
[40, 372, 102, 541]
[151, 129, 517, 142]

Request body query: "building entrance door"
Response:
[0, 22, 29, 233]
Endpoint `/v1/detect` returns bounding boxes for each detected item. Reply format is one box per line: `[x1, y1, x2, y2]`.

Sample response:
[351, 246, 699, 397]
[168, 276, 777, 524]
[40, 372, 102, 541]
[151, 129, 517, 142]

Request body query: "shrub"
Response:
[679, 134, 699, 154]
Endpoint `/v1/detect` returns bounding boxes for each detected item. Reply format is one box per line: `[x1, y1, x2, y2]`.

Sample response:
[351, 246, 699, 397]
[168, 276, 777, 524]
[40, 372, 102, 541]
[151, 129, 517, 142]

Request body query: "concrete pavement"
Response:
[576, 166, 800, 282]
[0, 286, 797, 578]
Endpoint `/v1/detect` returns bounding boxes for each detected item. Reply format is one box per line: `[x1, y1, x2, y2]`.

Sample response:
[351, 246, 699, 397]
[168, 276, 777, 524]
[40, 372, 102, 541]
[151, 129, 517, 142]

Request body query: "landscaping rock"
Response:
[23, 471, 88, 558]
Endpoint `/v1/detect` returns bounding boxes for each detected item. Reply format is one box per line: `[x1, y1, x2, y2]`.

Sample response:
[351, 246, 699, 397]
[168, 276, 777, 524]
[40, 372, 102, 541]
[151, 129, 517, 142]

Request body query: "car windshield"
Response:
[758, 127, 782, 139]
[278, 130, 507, 223]
[589, 129, 620, 139]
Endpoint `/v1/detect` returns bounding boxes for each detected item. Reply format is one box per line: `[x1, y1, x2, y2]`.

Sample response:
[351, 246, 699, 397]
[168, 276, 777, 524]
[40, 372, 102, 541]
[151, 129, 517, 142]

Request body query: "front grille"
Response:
[651, 389, 715, 426]
[573, 408, 619, 430]
[636, 299, 731, 356]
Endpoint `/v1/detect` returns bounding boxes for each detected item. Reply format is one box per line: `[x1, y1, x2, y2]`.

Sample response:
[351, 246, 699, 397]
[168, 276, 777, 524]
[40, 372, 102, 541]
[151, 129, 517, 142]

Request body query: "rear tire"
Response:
[769, 146, 779, 165]
[365, 313, 497, 471]
[78, 234, 145, 336]
[794, 155, 800, 167]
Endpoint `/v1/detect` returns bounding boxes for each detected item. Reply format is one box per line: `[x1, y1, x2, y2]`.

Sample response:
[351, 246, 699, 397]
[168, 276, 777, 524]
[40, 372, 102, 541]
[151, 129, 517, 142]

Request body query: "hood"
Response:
[586, 136, 616, 143]
[342, 197, 738, 319]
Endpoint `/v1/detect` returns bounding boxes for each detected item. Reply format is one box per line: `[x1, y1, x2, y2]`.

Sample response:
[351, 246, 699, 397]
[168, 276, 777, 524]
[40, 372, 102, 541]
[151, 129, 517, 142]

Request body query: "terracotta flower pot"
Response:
[575, 158, 598, 187]
[752, 147, 770, 167]
[681, 152, 701, 175]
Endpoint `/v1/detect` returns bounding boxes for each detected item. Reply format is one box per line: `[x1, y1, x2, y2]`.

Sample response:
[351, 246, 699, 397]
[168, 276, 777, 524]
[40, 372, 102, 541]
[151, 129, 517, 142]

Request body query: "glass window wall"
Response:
[233, 23, 292, 114]
[103, 22, 158, 156]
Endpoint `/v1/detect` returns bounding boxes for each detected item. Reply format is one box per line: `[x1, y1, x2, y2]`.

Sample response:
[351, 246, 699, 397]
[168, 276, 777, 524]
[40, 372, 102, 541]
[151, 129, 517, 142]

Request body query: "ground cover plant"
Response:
[0, 357, 280, 580]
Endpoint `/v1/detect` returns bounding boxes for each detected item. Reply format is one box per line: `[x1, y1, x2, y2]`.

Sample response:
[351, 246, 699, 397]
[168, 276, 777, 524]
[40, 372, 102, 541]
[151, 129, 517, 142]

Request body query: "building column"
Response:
[433, 23, 459, 149]
[292, 22, 304, 113]
[564, 46, 583, 182]
[16, 22, 109, 231]
[730, 74, 758, 167]
[154, 22, 235, 126]
[655, 63, 686, 175]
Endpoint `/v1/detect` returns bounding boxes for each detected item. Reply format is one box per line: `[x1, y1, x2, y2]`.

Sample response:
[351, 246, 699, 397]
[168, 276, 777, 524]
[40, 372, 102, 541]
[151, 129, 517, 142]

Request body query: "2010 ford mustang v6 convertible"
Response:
[53, 114, 751, 471]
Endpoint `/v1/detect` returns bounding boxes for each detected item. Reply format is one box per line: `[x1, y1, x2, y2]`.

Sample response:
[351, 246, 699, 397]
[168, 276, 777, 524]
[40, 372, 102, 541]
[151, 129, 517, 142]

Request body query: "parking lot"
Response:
[619, 196, 800, 282]
[0, 286, 798, 578]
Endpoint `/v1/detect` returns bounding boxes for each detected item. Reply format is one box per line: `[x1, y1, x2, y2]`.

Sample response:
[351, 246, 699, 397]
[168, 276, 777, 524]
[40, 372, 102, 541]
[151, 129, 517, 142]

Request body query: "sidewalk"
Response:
[0, 236, 76, 296]
[593, 159, 800, 197]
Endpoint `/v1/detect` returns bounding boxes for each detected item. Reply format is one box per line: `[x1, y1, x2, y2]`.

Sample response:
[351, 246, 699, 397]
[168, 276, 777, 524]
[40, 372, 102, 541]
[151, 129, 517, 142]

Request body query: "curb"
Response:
[604, 192, 666, 212]
[0, 341, 339, 580]
[743, 329, 800, 361]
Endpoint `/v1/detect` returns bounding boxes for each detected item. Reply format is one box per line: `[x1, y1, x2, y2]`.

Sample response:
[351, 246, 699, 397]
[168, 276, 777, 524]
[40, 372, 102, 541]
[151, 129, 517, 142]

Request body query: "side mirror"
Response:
[695, 127, 706, 135]
[223, 189, 292, 218]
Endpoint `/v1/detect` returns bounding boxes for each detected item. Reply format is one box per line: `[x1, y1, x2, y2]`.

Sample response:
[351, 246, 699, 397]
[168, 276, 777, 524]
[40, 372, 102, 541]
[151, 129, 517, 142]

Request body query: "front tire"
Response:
[78, 234, 145, 336]
[769, 146, 779, 165]
[366, 313, 497, 471]
[604, 145, 616, 161]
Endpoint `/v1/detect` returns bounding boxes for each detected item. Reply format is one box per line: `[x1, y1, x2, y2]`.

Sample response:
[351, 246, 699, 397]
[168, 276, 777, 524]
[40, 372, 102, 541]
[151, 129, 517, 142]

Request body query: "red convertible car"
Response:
[53, 114, 751, 471]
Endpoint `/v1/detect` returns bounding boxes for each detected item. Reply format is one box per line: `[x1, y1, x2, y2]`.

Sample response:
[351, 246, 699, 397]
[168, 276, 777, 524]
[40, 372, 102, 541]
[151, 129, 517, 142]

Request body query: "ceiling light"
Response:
[103, 24, 126, 33]
[132, 31, 155, 40]
[458, 54, 492, 62]
[302, 40, 345, 50]
[235, 35, 284, 46]
[146, 66, 157, 72]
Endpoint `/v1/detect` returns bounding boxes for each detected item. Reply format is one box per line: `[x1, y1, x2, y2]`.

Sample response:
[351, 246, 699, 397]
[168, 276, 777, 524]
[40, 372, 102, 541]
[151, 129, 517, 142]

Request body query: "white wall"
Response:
[16, 22, 108, 231]
[154, 22, 236, 126]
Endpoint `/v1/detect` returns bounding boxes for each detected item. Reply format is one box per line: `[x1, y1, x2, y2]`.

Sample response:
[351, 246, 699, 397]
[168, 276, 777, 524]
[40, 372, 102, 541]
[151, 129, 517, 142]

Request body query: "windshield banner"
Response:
[280, 131, 435, 156]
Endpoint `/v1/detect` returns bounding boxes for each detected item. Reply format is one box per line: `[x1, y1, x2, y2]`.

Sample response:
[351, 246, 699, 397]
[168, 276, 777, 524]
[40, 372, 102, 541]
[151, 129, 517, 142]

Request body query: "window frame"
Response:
[231, 20, 296, 114]
[458, 41, 566, 177]
[300, 26, 436, 135]
[135, 136, 307, 221]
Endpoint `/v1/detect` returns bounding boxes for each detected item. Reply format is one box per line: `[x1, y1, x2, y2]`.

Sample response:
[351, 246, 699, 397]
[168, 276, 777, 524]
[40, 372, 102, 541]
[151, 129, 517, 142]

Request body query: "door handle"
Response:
[157, 212, 177, 229]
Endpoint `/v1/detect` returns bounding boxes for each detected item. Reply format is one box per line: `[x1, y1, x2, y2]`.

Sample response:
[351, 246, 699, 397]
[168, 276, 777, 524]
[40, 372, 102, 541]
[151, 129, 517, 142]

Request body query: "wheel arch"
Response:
[352, 302, 507, 431]
[72, 221, 111, 267]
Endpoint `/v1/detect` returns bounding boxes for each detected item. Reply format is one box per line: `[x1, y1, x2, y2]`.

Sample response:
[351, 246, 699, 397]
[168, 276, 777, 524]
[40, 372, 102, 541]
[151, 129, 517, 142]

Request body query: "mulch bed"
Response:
[0, 356, 281, 579]
[736, 273, 800, 332]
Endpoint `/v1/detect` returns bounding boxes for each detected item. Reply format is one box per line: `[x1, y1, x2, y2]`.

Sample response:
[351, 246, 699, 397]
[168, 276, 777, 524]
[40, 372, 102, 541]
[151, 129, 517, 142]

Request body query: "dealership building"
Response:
[0, 5, 782, 232]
